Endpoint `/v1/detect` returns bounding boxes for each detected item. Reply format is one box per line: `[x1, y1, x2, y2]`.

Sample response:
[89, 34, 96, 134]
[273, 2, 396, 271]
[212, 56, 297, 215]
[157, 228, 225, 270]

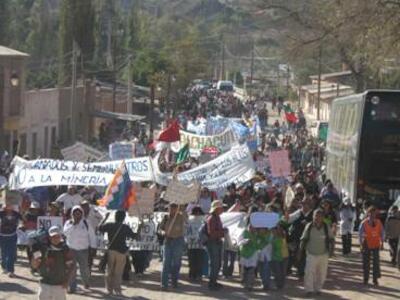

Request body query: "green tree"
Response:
[0, 1, 10, 45]
[58, 0, 95, 86]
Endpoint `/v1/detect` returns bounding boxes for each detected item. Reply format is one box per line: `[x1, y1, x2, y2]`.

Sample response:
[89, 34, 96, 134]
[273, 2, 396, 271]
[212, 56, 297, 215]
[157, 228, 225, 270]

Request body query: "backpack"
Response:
[198, 221, 209, 246]
[300, 222, 334, 256]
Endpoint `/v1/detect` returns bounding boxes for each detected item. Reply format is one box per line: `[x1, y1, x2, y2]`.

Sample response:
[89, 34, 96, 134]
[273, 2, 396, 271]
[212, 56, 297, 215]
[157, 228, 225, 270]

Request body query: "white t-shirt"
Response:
[55, 193, 83, 213]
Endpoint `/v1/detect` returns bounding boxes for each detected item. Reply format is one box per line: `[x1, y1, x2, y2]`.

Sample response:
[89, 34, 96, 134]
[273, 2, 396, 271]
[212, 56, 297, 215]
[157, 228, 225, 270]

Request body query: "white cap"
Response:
[30, 201, 40, 209]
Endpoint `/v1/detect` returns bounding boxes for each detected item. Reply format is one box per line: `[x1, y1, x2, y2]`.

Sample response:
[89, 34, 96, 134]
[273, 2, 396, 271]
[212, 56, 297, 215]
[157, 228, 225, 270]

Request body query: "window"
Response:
[66, 118, 71, 142]
[44, 127, 49, 156]
[19, 133, 27, 155]
[51, 126, 57, 146]
[9, 86, 21, 116]
[32, 132, 37, 158]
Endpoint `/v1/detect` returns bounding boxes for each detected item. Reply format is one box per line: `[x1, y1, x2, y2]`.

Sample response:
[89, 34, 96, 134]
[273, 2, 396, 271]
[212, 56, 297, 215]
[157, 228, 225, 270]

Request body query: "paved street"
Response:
[1, 238, 399, 300]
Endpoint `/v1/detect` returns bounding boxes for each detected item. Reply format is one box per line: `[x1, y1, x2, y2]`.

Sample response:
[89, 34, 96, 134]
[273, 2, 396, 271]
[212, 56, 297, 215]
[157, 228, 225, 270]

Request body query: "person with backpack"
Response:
[359, 206, 385, 286]
[300, 209, 334, 297]
[63, 205, 96, 293]
[98, 210, 137, 296]
[31, 226, 75, 300]
[206, 200, 225, 291]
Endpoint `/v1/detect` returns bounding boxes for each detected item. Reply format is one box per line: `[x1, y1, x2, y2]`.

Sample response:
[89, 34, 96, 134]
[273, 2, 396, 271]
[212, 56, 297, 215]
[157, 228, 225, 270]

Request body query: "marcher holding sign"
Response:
[269, 150, 291, 178]
[159, 203, 187, 290]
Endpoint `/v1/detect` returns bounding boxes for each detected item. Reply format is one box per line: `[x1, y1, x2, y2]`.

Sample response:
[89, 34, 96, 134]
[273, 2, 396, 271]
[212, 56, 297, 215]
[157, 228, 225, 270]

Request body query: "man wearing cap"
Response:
[55, 186, 83, 215]
[63, 205, 97, 293]
[206, 200, 225, 291]
[159, 203, 186, 290]
[31, 226, 74, 300]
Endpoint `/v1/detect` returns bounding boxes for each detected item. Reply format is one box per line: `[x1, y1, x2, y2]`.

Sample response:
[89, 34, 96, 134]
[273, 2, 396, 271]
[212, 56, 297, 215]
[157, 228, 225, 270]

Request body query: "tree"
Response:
[58, 0, 95, 86]
[0, 1, 10, 45]
[255, 0, 400, 92]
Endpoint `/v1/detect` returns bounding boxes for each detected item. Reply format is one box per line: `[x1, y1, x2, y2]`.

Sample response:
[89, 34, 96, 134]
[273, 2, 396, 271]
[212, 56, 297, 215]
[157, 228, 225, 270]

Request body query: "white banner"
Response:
[9, 156, 154, 189]
[180, 127, 237, 156]
[153, 144, 255, 191]
[220, 212, 246, 249]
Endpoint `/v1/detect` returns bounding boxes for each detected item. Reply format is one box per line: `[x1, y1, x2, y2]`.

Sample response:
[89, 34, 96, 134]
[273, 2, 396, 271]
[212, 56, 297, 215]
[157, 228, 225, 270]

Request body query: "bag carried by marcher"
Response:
[198, 221, 209, 246]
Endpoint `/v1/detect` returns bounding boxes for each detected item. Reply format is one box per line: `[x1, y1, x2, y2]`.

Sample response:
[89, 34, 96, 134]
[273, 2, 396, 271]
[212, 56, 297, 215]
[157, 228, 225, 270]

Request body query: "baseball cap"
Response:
[48, 226, 62, 237]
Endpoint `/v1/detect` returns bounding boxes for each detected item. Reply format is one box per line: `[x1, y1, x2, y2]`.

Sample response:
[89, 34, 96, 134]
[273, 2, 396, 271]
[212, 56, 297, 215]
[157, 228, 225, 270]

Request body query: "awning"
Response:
[92, 110, 146, 122]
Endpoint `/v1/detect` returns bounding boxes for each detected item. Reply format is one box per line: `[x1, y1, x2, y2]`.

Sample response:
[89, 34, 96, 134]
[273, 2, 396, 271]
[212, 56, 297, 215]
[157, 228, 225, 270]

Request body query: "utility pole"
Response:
[149, 85, 155, 139]
[112, 54, 116, 112]
[250, 39, 255, 100]
[316, 45, 322, 121]
[127, 55, 132, 115]
[286, 65, 290, 98]
[220, 34, 225, 80]
[166, 73, 171, 119]
[70, 40, 78, 142]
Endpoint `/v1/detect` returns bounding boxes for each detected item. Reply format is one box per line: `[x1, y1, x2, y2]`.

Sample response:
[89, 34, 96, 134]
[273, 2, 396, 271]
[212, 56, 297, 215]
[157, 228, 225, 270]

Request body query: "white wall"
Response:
[20, 89, 59, 158]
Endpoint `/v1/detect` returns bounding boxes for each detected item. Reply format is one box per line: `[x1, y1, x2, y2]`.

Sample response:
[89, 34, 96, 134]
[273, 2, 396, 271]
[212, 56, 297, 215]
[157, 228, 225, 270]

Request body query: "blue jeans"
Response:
[161, 237, 184, 288]
[0, 234, 17, 273]
[223, 250, 236, 277]
[207, 240, 222, 286]
[258, 260, 271, 289]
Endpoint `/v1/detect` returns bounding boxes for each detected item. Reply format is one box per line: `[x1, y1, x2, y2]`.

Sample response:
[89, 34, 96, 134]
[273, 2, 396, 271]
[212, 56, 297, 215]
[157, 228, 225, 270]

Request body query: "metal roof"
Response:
[92, 110, 146, 122]
[0, 45, 29, 57]
[309, 70, 352, 80]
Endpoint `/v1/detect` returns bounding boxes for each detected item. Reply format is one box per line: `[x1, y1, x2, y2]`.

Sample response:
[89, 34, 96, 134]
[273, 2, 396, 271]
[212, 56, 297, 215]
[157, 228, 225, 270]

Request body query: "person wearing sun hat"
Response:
[206, 200, 226, 291]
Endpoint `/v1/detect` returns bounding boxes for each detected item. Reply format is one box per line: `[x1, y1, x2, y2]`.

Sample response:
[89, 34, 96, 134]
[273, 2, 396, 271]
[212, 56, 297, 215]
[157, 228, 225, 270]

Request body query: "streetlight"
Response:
[10, 72, 19, 87]
[95, 81, 101, 92]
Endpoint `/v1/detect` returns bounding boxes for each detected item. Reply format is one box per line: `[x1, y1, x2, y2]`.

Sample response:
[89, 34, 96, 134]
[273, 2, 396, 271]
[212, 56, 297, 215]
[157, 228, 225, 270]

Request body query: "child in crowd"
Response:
[270, 224, 289, 289]
[239, 224, 259, 291]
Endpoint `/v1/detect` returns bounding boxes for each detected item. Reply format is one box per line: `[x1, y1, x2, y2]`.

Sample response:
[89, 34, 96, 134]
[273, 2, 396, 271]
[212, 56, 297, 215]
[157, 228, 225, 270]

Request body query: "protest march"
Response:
[0, 83, 399, 300]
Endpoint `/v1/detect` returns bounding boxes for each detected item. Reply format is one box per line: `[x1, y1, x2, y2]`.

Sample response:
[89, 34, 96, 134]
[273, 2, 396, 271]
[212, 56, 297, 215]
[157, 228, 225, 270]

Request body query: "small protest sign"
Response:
[269, 150, 291, 177]
[37, 216, 64, 231]
[250, 212, 280, 229]
[109, 142, 135, 160]
[128, 185, 157, 217]
[164, 179, 200, 205]
[1, 189, 22, 206]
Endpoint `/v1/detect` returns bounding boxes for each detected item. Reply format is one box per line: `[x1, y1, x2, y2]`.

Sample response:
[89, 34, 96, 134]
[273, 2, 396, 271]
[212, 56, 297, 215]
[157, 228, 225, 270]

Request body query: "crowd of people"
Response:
[0, 83, 400, 300]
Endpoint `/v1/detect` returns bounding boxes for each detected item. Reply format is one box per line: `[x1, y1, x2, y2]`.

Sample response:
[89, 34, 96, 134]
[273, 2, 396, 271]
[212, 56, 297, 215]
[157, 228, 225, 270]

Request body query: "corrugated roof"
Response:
[309, 70, 352, 80]
[0, 45, 29, 57]
[92, 110, 146, 122]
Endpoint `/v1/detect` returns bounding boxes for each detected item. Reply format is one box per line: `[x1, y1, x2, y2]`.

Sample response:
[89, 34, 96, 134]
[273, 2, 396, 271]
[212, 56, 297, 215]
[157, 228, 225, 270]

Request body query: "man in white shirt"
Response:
[64, 205, 97, 293]
[56, 186, 83, 215]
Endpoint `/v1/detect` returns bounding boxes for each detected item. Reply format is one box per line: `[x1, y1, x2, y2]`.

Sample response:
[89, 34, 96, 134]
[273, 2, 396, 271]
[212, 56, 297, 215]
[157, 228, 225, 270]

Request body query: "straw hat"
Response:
[209, 200, 223, 213]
